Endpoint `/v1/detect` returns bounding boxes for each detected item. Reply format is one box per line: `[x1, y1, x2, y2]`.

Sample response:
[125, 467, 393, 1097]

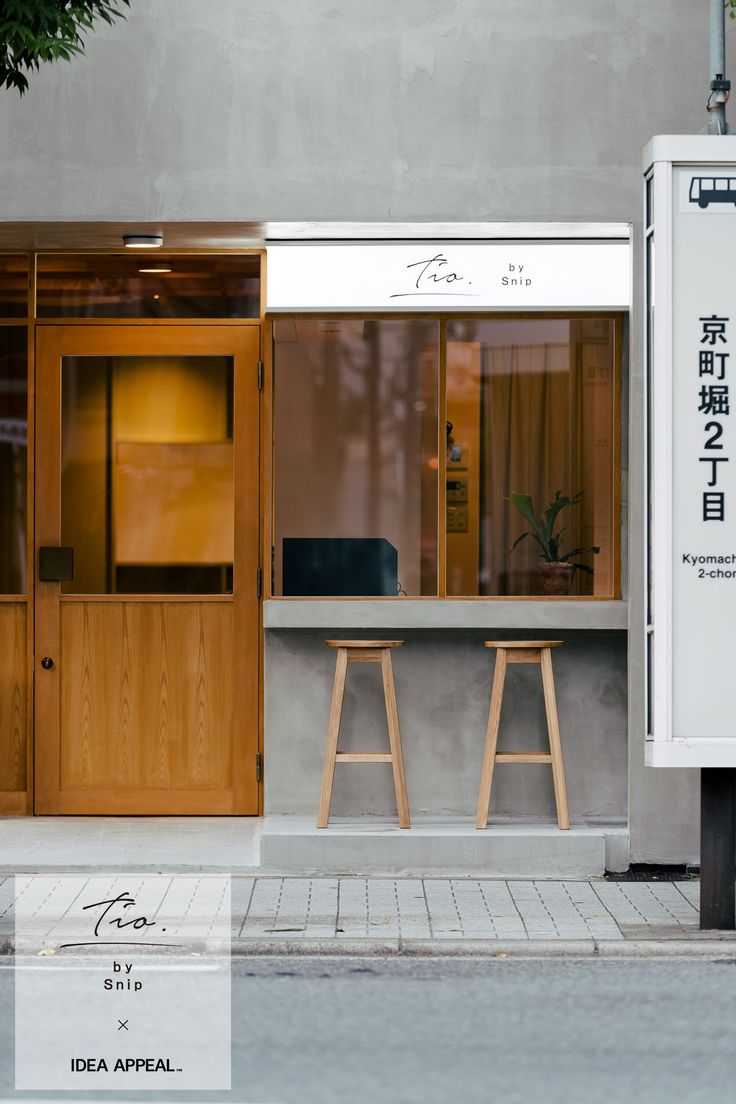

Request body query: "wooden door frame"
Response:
[33, 323, 262, 814]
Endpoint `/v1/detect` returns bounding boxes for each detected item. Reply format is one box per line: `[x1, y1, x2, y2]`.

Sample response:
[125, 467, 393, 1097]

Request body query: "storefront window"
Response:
[0, 256, 28, 318]
[272, 314, 619, 599]
[37, 255, 260, 318]
[446, 318, 618, 597]
[272, 319, 439, 596]
[0, 327, 28, 593]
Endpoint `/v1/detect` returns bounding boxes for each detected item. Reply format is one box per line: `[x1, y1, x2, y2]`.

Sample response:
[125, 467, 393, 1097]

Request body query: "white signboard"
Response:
[266, 240, 630, 311]
[646, 135, 736, 766]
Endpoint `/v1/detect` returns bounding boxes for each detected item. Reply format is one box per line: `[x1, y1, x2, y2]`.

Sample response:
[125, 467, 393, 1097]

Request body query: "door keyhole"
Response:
[40, 657, 54, 670]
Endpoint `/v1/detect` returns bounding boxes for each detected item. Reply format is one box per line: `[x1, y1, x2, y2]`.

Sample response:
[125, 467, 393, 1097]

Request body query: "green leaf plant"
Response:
[0, 0, 130, 95]
[508, 490, 600, 574]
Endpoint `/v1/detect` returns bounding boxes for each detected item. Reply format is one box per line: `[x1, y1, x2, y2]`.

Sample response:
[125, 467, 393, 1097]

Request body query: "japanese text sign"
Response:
[646, 136, 736, 765]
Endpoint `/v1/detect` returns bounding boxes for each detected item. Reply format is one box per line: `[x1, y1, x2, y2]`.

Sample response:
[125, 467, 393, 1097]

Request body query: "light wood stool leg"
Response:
[540, 647, 570, 830]
[317, 646, 348, 828]
[475, 648, 507, 829]
[381, 649, 410, 828]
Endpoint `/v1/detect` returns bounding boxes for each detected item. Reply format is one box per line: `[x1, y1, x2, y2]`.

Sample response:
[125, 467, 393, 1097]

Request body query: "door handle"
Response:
[41, 657, 54, 670]
[39, 547, 74, 582]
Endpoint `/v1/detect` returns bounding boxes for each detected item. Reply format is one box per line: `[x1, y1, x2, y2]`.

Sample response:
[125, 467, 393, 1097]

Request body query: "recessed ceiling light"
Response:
[122, 234, 163, 249]
[138, 265, 172, 274]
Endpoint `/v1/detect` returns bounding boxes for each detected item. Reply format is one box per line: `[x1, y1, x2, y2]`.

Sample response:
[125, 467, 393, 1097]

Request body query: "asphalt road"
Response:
[1, 954, 735, 1103]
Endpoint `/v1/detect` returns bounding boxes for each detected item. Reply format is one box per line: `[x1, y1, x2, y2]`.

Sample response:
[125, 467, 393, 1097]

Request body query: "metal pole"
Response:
[704, 0, 729, 133]
[700, 768, 736, 929]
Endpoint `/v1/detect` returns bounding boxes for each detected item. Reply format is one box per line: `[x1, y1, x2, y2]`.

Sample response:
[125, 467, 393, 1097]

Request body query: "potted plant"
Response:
[508, 490, 599, 596]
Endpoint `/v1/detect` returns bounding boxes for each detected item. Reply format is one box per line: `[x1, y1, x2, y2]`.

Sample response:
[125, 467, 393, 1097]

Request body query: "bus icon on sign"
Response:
[689, 176, 736, 208]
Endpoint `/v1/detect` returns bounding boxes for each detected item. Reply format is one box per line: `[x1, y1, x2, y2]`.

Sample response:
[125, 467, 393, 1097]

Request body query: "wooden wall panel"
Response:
[0, 603, 27, 798]
[59, 602, 233, 794]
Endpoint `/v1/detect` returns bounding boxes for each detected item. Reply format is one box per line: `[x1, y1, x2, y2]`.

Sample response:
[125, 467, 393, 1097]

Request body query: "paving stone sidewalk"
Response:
[0, 874, 712, 950]
[232, 876, 704, 942]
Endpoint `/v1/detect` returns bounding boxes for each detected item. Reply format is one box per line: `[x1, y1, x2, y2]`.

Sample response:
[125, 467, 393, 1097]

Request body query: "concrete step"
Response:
[259, 816, 629, 878]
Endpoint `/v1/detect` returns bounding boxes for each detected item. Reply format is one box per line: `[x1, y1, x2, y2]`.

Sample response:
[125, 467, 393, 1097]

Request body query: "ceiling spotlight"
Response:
[122, 234, 163, 249]
[138, 265, 172, 274]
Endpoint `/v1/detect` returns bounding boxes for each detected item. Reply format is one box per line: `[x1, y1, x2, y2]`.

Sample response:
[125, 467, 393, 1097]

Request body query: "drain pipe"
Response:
[703, 0, 731, 133]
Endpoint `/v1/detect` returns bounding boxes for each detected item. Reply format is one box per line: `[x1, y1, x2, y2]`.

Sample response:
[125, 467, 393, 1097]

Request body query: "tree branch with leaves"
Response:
[0, 0, 130, 95]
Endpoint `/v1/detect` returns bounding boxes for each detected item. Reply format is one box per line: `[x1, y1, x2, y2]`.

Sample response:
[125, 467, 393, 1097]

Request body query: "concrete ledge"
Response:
[229, 939, 595, 956]
[263, 599, 628, 630]
[7, 939, 736, 959]
[259, 816, 626, 878]
[232, 937, 736, 957]
[0, 864, 260, 875]
[592, 939, 736, 957]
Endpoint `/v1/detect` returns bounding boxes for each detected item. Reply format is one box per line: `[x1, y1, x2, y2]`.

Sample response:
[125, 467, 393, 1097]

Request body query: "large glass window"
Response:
[272, 315, 619, 599]
[273, 319, 439, 596]
[446, 318, 617, 597]
[0, 257, 28, 318]
[37, 255, 260, 318]
[0, 328, 27, 593]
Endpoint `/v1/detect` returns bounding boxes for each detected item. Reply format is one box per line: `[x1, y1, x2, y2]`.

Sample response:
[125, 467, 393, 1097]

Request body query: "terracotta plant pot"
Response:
[538, 561, 575, 596]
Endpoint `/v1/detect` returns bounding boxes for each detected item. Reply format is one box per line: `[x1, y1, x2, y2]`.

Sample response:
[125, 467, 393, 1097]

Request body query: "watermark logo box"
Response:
[14, 875, 231, 1091]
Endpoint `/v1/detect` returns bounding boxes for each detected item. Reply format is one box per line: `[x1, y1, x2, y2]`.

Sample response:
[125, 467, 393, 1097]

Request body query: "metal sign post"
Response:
[701, 769, 736, 929]
[645, 136, 736, 929]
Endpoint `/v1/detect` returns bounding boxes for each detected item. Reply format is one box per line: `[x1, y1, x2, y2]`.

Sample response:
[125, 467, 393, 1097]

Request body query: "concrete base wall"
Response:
[259, 816, 627, 878]
[264, 629, 628, 821]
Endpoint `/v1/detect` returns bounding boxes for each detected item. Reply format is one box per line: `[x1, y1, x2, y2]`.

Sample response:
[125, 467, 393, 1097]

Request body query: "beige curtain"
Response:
[480, 341, 592, 596]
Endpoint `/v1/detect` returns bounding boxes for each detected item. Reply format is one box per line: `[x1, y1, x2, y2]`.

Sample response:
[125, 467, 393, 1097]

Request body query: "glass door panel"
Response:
[60, 355, 234, 595]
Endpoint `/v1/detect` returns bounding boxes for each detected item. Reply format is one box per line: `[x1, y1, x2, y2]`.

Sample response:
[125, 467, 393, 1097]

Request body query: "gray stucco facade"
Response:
[0, 0, 710, 226]
[265, 629, 628, 822]
[0, 0, 712, 861]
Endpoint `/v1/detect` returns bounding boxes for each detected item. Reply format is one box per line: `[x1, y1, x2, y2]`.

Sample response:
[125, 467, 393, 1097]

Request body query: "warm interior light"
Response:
[122, 234, 164, 249]
[138, 265, 172, 274]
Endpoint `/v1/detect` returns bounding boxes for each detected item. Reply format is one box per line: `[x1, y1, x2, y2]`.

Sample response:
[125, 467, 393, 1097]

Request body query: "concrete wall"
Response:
[265, 630, 628, 821]
[0, 1, 711, 223]
[0, 0, 710, 859]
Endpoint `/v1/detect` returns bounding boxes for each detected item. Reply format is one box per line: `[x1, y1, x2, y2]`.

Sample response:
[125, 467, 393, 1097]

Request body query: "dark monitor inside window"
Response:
[282, 538, 398, 597]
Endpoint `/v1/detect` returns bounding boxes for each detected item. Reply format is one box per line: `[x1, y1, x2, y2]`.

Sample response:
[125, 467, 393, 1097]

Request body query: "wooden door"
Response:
[34, 325, 260, 814]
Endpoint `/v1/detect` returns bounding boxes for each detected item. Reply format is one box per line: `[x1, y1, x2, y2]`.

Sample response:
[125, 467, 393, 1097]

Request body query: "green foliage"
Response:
[0, 0, 130, 95]
[730, 0, 736, 20]
[508, 490, 600, 574]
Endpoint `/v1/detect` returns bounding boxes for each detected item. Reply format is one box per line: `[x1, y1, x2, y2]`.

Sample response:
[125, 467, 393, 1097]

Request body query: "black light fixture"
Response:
[122, 233, 164, 249]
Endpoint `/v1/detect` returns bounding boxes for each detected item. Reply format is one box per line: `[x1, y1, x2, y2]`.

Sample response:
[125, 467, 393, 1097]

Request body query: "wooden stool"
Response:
[317, 641, 410, 829]
[476, 641, 570, 831]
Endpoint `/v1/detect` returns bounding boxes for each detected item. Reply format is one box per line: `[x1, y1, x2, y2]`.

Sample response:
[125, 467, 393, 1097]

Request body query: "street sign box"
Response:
[645, 135, 736, 766]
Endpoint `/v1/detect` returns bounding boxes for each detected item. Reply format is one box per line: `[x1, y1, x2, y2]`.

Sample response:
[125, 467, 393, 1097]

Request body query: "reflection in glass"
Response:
[273, 319, 439, 596]
[0, 328, 27, 593]
[38, 255, 260, 318]
[0, 256, 28, 318]
[446, 318, 617, 597]
[61, 356, 234, 594]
